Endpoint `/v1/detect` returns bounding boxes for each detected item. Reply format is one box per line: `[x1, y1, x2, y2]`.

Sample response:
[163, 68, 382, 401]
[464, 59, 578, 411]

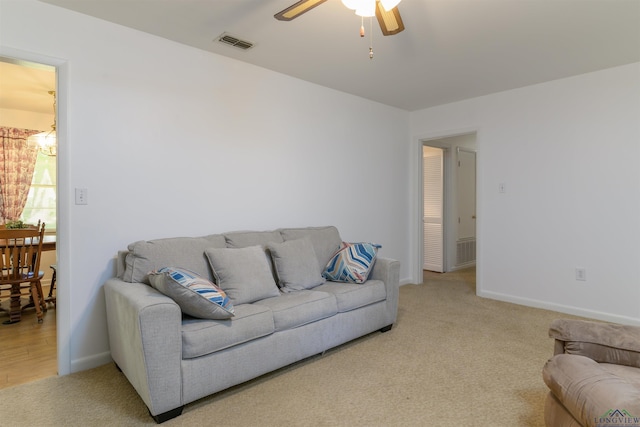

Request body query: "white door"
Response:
[456, 148, 476, 266]
[457, 149, 476, 240]
[423, 146, 444, 272]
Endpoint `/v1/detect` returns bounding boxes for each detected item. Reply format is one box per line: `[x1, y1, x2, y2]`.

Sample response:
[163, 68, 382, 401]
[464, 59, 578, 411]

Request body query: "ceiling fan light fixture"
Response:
[342, 0, 402, 17]
[356, 3, 376, 17]
[276, 0, 405, 58]
[341, 0, 360, 10]
[342, 0, 375, 17]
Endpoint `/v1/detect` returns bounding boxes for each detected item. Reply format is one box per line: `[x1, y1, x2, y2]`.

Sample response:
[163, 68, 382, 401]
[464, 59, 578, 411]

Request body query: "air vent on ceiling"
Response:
[216, 33, 254, 51]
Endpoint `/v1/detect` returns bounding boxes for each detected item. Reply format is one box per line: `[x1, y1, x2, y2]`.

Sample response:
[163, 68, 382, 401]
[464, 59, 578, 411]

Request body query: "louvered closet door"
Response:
[423, 146, 444, 272]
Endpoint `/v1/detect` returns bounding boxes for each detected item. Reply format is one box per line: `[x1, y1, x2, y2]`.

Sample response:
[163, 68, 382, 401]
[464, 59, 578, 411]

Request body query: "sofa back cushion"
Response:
[121, 227, 342, 285]
[224, 230, 284, 248]
[123, 234, 226, 284]
[279, 226, 341, 271]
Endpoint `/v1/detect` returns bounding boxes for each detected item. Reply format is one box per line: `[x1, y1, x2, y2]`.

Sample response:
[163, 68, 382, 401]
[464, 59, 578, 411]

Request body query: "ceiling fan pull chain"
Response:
[369, 17, 374, 59]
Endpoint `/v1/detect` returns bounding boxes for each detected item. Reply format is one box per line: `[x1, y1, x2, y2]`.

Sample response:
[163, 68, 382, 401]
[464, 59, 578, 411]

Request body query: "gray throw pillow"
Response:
[205, 246, 280, 305]
[267, 238, 326, 292]
[279, 226, 342, 270]
[148, 267, 235, 319]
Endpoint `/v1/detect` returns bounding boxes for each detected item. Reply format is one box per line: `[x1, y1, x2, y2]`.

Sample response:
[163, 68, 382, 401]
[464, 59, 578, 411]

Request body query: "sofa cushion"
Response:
[314, 280, 386, 312]
[279, 226, 341, 271]
[205, 246, 280, 305]
[123, 234, 226, 284]
[224, 230, 284, 248]
[148, 267, 234, 319]
[542, 354, 640, 426]
[267, 238, 325, 292]
[181, 304, 275, 359]
[323, 242, 380, 284]
[253, 290, 337, 332]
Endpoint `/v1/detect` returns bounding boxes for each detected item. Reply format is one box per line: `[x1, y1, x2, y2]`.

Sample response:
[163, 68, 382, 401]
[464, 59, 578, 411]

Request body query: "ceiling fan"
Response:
[275, 0, 405, 36]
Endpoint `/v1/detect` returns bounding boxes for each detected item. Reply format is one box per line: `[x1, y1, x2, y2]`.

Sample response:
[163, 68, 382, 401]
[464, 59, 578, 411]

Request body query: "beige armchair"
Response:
[542, 319, 640, 426]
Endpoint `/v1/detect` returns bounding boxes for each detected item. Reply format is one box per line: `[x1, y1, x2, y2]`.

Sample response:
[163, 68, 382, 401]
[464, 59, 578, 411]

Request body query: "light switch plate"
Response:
[75, 188, 88, 205]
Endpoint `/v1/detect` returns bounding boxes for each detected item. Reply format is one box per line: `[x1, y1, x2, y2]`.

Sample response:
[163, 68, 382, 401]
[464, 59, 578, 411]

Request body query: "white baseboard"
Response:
[449, 262, 475, 272]
[400, 277, 414, 286]
[478, 289, 640, 326]
[70, 351, 113, 374]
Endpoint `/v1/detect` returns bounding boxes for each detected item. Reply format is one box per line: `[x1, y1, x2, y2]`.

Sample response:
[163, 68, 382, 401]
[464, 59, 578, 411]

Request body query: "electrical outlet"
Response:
[575, 268, 586, 281]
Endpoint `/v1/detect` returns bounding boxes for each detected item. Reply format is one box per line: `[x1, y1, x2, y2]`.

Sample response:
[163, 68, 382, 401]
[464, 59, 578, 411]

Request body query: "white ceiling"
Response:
[28, 0, 640, 111]
[0, 59, 56, 114]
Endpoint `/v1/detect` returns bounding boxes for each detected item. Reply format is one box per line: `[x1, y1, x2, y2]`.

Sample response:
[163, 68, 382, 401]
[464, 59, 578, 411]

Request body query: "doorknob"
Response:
[472, 215, 476, 219]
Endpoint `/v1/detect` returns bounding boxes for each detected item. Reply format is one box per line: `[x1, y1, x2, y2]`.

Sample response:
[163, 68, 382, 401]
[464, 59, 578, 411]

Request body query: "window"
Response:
[20, 152, 56, 232]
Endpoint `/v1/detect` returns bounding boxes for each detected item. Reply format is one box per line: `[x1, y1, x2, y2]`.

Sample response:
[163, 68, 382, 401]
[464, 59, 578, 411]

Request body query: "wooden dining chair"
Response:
[46, 264, 56, 307]
[0, 222, 47, 324]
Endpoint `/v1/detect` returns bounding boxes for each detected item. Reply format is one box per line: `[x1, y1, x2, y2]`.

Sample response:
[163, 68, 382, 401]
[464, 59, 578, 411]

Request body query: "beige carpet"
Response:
[0, 268, 579, 426]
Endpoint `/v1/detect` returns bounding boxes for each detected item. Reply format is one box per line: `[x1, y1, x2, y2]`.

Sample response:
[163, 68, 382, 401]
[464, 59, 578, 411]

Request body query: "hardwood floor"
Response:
[0, 288, 57, 390]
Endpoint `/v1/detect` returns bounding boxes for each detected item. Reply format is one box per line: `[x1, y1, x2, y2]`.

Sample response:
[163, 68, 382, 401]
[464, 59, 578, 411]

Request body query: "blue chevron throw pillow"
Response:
[149, 267, 235, 319]
[323, 242, 381, 284]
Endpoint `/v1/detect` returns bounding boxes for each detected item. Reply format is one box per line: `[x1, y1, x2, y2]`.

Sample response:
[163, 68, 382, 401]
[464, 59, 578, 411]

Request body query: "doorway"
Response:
[422, 146, 444, 272]
[421, 133, 477, 274]
[0, 56, 58, 386]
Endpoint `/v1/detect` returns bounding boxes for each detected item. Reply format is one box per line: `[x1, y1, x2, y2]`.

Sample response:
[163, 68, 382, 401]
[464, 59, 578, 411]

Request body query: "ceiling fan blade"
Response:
[275, 0, 328, 21]
[375, 3, 405, 36]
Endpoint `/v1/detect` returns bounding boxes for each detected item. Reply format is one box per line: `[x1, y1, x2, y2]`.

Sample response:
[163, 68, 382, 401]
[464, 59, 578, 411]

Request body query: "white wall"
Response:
[1, 0, 411, 374]
[411, 63, 640, 325]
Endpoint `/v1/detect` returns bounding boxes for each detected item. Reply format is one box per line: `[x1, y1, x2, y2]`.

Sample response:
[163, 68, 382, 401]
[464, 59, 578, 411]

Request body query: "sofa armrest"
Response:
[549, 319, 640, 368]
[370, 257, 401, 325]
[104, 278, 183, 416]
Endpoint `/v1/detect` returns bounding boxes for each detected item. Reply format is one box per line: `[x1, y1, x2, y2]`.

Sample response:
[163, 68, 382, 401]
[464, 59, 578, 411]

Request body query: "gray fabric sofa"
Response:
[104, 226, 400, 423]
[542, 319, 640, 426]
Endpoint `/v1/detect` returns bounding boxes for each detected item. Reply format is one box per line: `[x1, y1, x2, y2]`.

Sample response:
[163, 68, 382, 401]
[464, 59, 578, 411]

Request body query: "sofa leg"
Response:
[379, 324, 393, 333]
[151, 406, 184, 424]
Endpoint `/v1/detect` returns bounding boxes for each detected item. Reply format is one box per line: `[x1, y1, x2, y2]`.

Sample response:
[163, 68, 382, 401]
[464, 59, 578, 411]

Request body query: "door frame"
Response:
[413, 128, 480, 285]
[0, 46, 71, 376]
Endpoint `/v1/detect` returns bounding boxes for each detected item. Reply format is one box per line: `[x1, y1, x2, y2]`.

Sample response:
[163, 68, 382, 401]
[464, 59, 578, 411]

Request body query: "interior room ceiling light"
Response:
[275, 0, 404, 36]
[342, 0, 402, 17]
[274, 0, 404, 59]
[341, 0, 403, 59]
[27, 90, 56, 156]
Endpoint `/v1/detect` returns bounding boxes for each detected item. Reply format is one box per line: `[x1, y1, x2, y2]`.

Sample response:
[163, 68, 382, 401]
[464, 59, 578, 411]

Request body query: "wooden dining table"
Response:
[39, 235, 56, 252]
[1, 235, 56, 324]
